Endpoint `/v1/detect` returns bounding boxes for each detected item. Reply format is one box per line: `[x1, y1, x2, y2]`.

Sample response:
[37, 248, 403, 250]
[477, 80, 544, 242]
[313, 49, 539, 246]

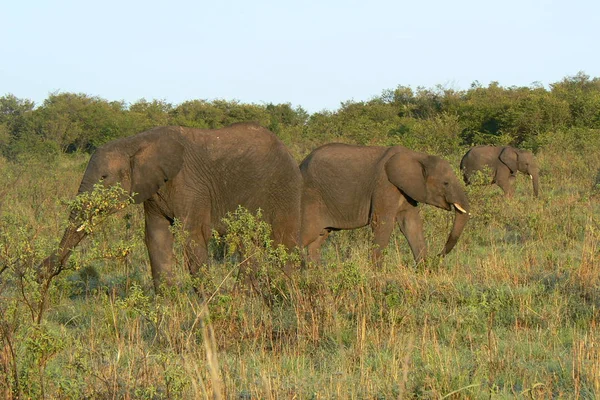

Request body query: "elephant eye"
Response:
[443, 181, 449, 186]
[100, 174, 108, 180]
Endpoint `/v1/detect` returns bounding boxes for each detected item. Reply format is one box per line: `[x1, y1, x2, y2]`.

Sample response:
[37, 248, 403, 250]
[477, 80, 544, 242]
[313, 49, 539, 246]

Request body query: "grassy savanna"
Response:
[1, 75, 600, 398]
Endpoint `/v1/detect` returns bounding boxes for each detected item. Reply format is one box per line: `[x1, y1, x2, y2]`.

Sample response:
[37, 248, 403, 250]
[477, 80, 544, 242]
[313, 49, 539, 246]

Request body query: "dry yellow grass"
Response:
[0, 138, 599, 398]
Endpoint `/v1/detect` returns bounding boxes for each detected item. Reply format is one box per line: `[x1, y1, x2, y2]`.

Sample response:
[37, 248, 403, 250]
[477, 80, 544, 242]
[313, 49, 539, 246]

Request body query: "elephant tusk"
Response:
[76, 224, 85, 232]
[453, 203, 468, 214]
[529, 174, 533, 180]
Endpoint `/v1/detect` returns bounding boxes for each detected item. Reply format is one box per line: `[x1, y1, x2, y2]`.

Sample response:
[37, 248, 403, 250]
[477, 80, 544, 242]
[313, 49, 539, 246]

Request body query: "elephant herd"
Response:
[40, 122, 539, 292]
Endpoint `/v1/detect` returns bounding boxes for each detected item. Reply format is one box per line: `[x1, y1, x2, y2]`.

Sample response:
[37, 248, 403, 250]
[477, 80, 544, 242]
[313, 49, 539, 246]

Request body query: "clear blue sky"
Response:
[2, 0, 599, 113]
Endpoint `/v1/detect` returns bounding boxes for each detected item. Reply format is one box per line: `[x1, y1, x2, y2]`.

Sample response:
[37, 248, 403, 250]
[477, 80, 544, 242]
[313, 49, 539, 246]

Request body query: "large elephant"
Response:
[460, 145, 539, 197]
[300, 143, 470, 264]
[40, 122, 302, 291]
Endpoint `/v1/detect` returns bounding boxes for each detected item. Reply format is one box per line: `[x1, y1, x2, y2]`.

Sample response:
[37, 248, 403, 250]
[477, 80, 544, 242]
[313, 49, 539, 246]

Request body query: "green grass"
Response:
[1, 145, 599, 399]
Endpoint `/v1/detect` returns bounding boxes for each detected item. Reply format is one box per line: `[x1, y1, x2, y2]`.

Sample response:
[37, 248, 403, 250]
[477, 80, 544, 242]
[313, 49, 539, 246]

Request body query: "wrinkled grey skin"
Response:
[40, 123, 302, 292]
[300, 143, 470, 265]
[460, 145, 539, 197]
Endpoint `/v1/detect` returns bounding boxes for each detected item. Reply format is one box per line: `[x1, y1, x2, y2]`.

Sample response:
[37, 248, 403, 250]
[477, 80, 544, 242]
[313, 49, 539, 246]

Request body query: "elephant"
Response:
[299, 143, 470, 265]
[39, 122, 302, 292]
[460, 145, 539, 197]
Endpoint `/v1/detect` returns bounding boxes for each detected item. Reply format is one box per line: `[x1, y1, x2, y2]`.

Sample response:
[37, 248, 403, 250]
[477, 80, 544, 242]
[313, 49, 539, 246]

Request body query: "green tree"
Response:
[170, 100, 224, 128]
[212, 99, 269, 127]
[35, 92, 128, 152]
[0, 94, 36, 157]
[127, 99, 172, 131]
[550, 72, 600, 128]
[458, 82, 516, 145]
[265, 103, 308, 132]
[170, 99, 270, 129]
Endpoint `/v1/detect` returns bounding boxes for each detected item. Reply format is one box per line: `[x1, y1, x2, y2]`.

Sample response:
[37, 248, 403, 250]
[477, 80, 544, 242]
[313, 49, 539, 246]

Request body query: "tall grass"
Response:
[0, 139, 599, 398]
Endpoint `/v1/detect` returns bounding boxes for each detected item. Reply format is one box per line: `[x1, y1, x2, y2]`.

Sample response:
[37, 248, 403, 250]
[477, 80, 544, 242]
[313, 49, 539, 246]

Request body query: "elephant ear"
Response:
[384, 153, 427, 203]
[499, 147, 518, 174]
[130, 133, 185, 203]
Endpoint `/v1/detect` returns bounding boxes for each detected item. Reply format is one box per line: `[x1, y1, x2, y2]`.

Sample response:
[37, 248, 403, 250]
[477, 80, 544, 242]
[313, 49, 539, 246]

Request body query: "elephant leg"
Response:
[370, 212, 396, 267]
[506, 175, 516, 197]
[397, 205, 426, 264]
[271, 212, 302, 275]
[144, 206, 176, 292]
[306, 228, 331, 263]
[462, 170, 471, 185]
[370, 184, 404, 266]
[300, 204, 330, 265]
[160, 217, 212, 295]
[183, 224, 210, 278]
[495, 167, 516, 197]
[271, 212, 301, 250]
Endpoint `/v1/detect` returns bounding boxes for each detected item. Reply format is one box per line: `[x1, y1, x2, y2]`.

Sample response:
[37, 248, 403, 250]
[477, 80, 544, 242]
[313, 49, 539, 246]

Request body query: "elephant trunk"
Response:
[440, 206, 470, 256]
[532, 172, 540, 197]
[38, 212, 88, 281]
[38, 171, 100, 280]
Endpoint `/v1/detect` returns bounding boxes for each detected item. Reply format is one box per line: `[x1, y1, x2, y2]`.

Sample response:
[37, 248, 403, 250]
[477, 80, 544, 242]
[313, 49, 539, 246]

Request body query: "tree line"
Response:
[2, 72, 599, 161]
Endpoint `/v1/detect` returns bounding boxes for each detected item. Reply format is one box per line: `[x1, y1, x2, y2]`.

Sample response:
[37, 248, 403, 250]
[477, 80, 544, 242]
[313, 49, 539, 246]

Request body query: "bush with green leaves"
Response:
[66, 182, 134, 235]
[212, 206, 300, 306]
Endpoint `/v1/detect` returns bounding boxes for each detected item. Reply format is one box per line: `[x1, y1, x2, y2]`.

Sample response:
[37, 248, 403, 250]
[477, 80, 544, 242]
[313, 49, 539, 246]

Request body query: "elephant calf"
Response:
[460, 145, 539, 197]
[40, 122, 302, 292]
[300, 143, 470, 265]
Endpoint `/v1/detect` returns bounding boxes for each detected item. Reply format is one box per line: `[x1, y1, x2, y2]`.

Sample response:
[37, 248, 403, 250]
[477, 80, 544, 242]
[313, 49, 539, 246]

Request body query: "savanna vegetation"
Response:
[1, 72, 600, 398]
